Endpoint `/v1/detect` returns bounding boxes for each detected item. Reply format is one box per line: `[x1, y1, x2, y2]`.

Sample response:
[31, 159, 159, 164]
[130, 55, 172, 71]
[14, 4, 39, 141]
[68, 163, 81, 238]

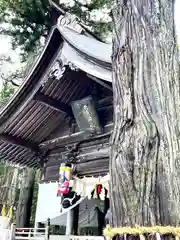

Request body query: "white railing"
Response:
[14, 227, 48, 240]
[49, 236, 104, 240]
[0, 228, 105, 240]
[70, 236, 104, 240]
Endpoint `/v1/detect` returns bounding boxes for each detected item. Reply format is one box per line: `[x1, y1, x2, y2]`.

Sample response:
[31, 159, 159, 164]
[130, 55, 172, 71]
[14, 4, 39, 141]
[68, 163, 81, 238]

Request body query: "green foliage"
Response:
[0, 0, 53, 58]
[0, 0, 112, 58]
[0, 163, 5, 175]
[92, 22, 112, 40]
[66, 0, 113, 40]
[0, 51, 39, 107]
[0, 83, 16, 106]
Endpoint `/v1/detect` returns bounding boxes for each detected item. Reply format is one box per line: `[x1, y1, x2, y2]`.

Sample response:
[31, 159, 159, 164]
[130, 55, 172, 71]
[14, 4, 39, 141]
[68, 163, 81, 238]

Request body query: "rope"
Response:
[104, 225, 180, 238]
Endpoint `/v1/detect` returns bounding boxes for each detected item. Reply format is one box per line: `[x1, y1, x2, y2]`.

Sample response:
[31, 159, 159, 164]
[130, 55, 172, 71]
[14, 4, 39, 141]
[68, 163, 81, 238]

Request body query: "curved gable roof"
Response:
[58, 26, 111, 64]
[0, 25, 112, 167]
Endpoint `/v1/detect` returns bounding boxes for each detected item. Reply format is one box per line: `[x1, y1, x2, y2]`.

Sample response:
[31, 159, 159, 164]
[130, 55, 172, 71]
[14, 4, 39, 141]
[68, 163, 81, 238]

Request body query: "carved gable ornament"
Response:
[42, 57, 79, 86]
[48, 59, 66, 81]
[57, 14, 83, 34]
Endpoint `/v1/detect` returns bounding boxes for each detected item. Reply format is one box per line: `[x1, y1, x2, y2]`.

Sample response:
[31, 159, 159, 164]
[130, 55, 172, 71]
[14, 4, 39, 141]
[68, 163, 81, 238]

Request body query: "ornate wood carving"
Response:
[68, 62, 79, 71]
[57, 14, 83, 33]
[48, 59, 66, 81]
[42, 58, 79, 87]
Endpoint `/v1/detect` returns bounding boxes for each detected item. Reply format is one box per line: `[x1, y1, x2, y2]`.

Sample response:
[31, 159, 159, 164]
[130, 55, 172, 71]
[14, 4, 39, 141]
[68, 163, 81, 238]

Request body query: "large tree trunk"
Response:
[110, 0, 180, 227]
[16, 168, 35, 228]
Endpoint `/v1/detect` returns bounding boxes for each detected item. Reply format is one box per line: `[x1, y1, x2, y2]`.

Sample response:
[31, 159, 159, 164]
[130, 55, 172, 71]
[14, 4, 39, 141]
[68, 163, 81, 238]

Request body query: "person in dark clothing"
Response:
[105, 208, 112, 225]
[95, 206, 105, 235]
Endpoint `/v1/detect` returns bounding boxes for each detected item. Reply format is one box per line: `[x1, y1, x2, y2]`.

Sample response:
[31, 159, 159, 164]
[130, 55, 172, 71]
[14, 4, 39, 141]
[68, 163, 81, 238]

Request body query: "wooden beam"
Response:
[77, 147, 110, 162]
[43, 157, 109, 181]
[0, 133, 40, 153]
[40, 131, 93, 149]
[40, 126, 112, 150]
[97, 97, 113, 108]
[76, 158, 109, 176]
[42, 145, 110, 181]
[87, 74, 113, 91]
[33, 91, 73, 117]
[46, 144, 110, 166]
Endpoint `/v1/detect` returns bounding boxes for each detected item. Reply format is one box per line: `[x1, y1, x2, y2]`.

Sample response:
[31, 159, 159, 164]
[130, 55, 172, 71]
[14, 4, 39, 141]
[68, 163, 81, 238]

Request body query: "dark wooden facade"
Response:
[0, 21, 113, 180]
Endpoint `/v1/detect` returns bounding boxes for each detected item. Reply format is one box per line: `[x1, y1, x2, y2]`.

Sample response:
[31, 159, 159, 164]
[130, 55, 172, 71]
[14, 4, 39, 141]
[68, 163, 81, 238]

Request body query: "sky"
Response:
[0, 35, 19, 62]
[0, 0, 180, 90]
[0, 35, 21, 89]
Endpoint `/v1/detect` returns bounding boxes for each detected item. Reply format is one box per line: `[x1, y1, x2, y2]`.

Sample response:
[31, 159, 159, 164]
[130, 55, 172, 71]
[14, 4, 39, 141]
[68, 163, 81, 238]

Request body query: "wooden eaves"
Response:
[0, 23, 112, 168]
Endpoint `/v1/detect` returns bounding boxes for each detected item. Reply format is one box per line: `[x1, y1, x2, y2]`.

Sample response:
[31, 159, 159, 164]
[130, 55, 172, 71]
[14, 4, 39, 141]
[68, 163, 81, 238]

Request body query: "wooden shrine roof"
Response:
[0, 25, 112, 168]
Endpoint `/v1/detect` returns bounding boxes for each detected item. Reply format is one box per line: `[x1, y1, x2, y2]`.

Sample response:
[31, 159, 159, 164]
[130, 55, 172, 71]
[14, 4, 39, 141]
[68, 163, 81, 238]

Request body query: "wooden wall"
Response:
[41, 82, 113, 181]
[43, 133, 110, 181]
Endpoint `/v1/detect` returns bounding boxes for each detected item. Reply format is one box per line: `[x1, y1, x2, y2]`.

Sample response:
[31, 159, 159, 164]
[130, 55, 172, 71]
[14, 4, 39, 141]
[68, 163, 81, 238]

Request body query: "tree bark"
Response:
[16, 168, 35, 228]
[110, 0, 180, 227]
